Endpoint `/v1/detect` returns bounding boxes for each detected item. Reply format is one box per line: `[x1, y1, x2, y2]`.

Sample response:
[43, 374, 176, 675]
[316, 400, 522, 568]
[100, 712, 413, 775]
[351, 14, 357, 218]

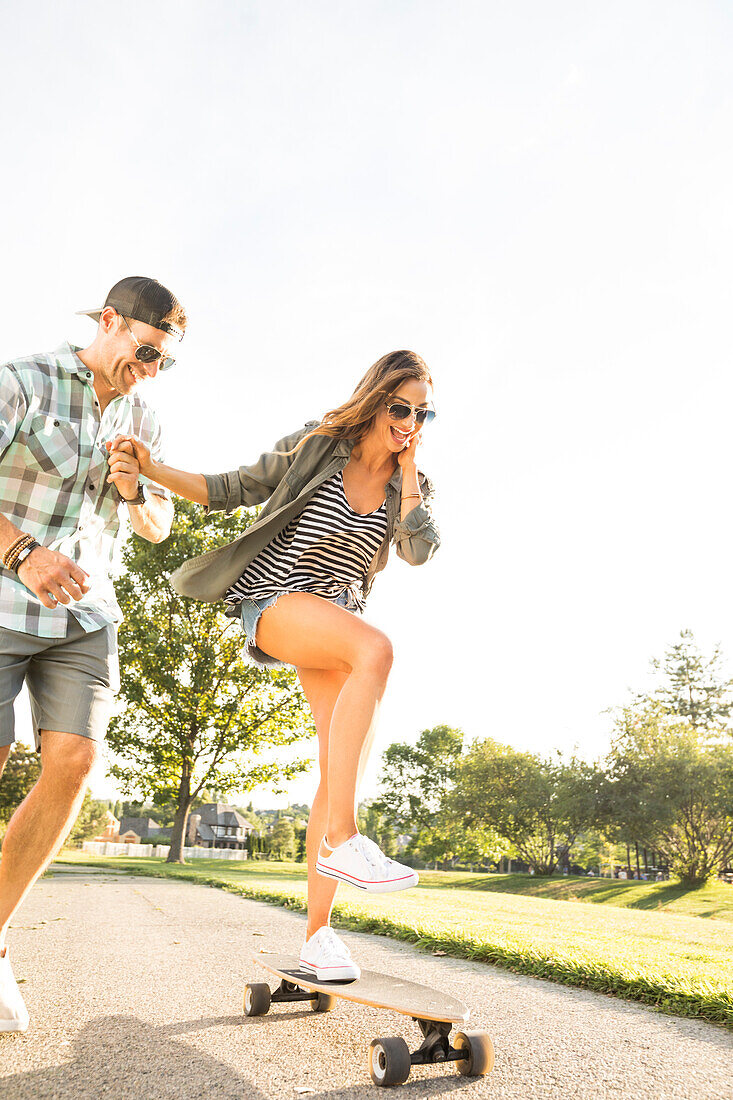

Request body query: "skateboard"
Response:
[245, 951, 494, 1088]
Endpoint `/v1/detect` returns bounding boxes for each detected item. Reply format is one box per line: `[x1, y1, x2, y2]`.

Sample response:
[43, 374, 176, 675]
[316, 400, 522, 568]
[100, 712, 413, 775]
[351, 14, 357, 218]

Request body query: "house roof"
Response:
[119, 817, 160, 833]
[196, 803, 249, 828]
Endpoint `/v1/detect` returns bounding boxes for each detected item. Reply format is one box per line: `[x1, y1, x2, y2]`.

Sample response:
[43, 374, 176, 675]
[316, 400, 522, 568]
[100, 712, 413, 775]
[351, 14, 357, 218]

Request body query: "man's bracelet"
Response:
[12, 540, 41, 572]
[402, 493, 422, 500]
[3, 535, 40, 572]
[3, 533, 34, 570]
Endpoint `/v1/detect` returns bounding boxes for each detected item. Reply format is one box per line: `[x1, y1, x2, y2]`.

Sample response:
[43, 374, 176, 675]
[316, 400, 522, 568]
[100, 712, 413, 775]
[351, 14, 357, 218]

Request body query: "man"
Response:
[0, 277, 183, 1030]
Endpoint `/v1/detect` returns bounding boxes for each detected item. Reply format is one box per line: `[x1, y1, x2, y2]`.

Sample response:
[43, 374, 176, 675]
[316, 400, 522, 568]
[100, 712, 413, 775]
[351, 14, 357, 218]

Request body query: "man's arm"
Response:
[127, 493, 174, 543]
[106, 440, 173, 543]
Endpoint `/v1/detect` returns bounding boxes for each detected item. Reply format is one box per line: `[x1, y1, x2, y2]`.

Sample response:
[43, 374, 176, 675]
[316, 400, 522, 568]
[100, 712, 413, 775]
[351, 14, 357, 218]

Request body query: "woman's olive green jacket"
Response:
[170, 422, 440, 604]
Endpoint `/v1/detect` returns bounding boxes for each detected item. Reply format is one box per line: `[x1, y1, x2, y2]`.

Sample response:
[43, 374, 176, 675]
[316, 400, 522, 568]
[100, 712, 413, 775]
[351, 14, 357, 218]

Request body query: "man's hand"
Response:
[17, 546, 90, 609]
[107, 435, 154, 479]
[106, 438, 141, 500]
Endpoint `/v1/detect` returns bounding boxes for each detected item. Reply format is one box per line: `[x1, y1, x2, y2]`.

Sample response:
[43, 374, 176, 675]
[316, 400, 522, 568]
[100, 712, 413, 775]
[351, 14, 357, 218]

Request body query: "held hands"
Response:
[17, 546, 90, 609]
[106, 436, 150, 499]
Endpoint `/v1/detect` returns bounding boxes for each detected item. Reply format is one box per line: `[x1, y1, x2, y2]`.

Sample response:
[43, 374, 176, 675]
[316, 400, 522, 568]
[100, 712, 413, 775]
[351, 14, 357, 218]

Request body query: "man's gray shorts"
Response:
[0, 616, 119, 749]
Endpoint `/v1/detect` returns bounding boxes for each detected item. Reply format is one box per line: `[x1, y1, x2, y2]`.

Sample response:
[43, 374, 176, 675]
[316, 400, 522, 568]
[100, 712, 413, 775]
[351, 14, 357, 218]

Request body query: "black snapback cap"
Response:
[77, 276, 185, 339]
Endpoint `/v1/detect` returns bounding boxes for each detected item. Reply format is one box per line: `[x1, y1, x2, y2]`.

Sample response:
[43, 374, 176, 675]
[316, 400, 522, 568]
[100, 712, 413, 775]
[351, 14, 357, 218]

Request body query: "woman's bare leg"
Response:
[256, 593, 393, 849]
[297, 666, 348, 938]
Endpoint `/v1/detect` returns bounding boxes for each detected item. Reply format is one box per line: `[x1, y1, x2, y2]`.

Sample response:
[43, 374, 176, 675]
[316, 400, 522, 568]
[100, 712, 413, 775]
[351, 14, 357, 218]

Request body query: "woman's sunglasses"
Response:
[120, 314, 176, 372]
[385, 399, 436, 426]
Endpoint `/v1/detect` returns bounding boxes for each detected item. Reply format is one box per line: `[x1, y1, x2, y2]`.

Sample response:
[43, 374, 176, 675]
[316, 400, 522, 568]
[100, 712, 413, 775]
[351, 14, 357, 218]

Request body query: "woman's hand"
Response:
[107, 435, 153, 479]
[397, 429, 421, 470]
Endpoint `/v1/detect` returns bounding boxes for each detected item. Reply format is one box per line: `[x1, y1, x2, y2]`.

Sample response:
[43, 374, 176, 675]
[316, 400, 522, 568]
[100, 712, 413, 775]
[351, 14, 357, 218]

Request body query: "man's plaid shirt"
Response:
[0, 342, 170, 637]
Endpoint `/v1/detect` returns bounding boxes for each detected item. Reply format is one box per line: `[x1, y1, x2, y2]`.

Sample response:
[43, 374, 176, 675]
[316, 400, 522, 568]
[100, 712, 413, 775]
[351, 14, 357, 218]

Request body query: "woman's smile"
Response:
[389, 423, 413, 448]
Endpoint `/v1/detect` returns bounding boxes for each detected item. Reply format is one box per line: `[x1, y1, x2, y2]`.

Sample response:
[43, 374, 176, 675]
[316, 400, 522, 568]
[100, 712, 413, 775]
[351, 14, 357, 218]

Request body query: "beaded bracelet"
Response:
[3, 534, 35, 571]
[12, 540, 41, 573]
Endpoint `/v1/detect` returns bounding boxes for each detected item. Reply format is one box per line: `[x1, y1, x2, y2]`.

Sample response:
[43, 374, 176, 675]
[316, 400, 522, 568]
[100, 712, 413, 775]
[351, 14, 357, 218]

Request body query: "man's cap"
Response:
[77, 276, 185, 340]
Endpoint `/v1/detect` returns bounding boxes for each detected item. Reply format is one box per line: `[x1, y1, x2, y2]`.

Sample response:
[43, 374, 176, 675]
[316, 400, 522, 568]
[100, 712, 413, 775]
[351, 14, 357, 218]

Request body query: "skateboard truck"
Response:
[367, 1018, 492, 1086]
[411, 1017, 464, 1065]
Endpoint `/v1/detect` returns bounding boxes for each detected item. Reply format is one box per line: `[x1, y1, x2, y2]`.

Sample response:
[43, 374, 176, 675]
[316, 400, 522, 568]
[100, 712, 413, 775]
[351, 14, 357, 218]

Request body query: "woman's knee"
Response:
[354, 628, 393, 679]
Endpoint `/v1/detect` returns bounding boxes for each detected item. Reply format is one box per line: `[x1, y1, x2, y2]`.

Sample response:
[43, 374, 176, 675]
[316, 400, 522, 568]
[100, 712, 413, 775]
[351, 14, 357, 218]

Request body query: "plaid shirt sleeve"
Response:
[0, 364, 29, 459]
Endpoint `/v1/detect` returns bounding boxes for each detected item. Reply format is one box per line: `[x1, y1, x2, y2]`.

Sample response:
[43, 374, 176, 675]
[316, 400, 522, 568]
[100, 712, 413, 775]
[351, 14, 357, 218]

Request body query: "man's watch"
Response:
[125, 482, 148, 506]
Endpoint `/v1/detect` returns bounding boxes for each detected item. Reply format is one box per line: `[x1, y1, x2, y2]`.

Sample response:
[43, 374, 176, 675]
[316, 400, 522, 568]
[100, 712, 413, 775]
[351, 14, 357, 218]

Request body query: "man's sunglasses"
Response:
[120, 314, 176, 372]
[385, 399, 436, 426]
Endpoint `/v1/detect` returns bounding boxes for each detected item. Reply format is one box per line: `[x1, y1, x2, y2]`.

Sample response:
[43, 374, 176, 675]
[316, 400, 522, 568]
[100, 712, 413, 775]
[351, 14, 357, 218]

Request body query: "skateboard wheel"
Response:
[243, 982, 271, 1016]
[368, 1037, 411, 1087]
[311, 991, 336, 1013]
[454, 1030, 495, 1076]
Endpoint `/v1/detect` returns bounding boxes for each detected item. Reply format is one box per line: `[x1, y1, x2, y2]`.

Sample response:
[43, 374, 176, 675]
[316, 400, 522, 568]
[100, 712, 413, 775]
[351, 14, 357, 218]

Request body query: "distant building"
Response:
[92, 811, 120, 843]
[119, 816, 162, 839]
[187, 803, 252, 850]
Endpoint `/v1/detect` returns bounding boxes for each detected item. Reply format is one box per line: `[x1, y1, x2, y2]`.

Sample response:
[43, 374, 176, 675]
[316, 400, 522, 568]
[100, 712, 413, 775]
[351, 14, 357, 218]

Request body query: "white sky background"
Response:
[2, 1, 733, 809]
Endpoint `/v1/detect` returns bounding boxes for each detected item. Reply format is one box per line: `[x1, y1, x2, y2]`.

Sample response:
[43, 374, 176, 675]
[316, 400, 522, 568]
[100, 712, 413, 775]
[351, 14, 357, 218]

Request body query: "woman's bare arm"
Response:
[107, 436, 209, 506]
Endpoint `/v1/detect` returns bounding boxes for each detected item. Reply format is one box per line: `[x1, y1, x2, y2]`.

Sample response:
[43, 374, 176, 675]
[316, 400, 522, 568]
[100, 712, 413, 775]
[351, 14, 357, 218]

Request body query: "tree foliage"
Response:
[107, 500, 314, 863]
[604, 705, 733, 884]
[449, 740, 602, 875]
[67, 792, 108, 845]
[646, 628, 733, 736]
[0, 745, 41, 830]
[376, 725, 463, 832]
[268, 819, 296, 860]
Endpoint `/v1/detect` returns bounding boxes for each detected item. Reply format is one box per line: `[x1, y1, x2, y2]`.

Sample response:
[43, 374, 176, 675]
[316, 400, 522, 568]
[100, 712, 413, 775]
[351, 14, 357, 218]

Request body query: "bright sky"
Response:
[2, 2, 733, 809]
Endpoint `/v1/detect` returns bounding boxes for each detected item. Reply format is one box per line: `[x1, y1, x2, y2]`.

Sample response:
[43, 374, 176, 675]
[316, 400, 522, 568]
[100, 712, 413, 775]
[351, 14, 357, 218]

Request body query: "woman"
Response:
[109, 350, 439, 980]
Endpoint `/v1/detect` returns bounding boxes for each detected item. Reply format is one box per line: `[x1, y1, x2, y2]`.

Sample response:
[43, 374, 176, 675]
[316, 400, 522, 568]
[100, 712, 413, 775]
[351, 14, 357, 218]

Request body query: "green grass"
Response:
[52, 854, 733, 1028]
[410, 870, 733, 922]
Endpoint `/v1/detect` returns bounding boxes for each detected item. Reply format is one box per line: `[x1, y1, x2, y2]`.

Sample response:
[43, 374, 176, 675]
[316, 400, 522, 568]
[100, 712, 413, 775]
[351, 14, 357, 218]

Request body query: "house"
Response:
[91, 811, 120, 843]
[119, 816, 163, 839]
[187, 803, 252, 850]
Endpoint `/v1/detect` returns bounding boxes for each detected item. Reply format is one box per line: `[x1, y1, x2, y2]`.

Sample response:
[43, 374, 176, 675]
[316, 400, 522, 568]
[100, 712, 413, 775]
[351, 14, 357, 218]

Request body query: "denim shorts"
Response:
[237, 590, 352, 669]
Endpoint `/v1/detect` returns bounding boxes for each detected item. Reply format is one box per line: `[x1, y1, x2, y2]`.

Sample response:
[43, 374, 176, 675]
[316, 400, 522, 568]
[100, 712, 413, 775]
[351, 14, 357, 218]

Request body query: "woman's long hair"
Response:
[298, 350, 433, 449]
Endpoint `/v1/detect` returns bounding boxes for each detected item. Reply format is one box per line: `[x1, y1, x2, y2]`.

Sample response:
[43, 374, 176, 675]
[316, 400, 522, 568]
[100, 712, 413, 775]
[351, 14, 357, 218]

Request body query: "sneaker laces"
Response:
[352, 833, 392, 873]
[314, 926, 352, 963]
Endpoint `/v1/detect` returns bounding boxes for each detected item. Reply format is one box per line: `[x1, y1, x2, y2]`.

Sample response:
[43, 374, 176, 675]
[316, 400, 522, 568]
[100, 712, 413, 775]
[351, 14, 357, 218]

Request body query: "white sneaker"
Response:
[316, 833, 419, 893]
[299, 926, 361, 981]
[0, 948, 29, 1032]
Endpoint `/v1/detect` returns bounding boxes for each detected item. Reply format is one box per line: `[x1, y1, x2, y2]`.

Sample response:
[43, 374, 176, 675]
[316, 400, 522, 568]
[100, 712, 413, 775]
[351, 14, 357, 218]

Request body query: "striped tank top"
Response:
[225, 470, 387, 611]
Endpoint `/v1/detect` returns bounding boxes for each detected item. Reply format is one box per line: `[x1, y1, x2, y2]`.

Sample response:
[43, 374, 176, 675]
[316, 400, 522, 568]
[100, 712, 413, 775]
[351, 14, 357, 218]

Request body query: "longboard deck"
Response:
[252, 951, 470, 1024]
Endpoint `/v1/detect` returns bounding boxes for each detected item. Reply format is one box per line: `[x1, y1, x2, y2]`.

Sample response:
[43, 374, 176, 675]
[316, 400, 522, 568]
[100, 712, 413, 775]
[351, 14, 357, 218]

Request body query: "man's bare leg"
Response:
[0, 731, 97, 949]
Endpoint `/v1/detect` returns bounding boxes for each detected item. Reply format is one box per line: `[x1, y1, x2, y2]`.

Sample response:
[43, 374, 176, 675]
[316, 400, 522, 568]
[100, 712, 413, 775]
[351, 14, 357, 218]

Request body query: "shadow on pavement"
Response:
[0, 1014, 269, 1100]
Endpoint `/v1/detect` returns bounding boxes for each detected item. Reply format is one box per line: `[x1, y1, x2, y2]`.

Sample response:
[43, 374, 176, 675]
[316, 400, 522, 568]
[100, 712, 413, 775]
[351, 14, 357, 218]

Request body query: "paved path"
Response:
[0, 870, 730, 1099]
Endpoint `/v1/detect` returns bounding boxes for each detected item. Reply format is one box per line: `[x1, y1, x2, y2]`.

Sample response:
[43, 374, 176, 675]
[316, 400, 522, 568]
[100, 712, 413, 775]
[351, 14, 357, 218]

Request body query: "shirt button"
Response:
[89, 484, 95, 491]
[54, 420, 59, 427]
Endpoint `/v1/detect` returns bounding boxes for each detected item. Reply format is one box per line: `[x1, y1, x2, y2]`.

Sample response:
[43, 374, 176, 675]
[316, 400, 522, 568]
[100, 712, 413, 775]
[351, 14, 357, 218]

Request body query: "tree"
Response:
[107, 499, 315, 864]
[646, 629, 733, 737]
[0, 745, 41, 834]
[604, 705, 733, 884]
[67, 792, 108, 846]
[411, 818, 503, 870]
[358, 800, 398, 858]
[450, 739, 602, 875]
[269, 819, 296, 860]
[376, 725, 463, 832]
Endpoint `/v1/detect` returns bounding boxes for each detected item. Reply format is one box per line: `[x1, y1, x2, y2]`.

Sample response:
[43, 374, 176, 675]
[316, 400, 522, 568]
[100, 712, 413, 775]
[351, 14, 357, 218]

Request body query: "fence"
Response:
[81, 841, 249, 861]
